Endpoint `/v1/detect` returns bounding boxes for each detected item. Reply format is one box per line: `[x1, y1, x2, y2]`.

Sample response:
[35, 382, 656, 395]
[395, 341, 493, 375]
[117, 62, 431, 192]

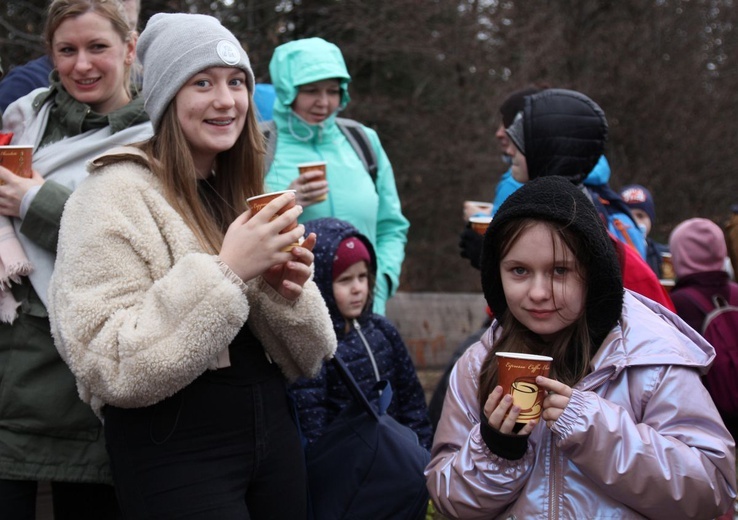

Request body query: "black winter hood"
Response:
[304, 218, 377, 331]
[481, 176, 623, 349]
[508, 89, 608, 185]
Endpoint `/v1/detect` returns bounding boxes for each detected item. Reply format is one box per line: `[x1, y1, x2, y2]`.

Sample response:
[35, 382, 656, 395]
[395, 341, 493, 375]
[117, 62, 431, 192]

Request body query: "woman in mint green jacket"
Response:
[265, 38, 409, 315]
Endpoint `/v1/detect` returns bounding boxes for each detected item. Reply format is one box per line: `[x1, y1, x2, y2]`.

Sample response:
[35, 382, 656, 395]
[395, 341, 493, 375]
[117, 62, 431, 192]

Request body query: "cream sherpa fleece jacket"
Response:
[48, 148, 336, 416]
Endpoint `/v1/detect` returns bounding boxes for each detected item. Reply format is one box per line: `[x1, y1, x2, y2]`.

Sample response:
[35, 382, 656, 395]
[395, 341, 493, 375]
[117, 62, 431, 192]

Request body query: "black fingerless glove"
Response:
[459, 225, 484, 270]
[479, 420, 530, 460]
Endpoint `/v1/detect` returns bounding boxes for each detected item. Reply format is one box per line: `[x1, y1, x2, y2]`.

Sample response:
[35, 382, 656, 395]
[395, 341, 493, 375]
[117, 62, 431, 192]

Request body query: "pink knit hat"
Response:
[668, 218, 727, 278]
[332, 237, 371, 281]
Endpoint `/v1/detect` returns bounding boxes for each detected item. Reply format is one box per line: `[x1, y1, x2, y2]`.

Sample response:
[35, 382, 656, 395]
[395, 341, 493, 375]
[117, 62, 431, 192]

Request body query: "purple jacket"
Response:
[426, 291, 736, 519]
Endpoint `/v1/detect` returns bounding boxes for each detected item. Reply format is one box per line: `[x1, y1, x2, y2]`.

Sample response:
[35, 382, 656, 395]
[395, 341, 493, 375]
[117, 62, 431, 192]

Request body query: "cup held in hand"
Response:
[469, 216, 493, 236]
[297, 161, 327, 202]
[246, 189, 301, 251]
[0, 146, 33, 185]
[495, 352, 552, 430]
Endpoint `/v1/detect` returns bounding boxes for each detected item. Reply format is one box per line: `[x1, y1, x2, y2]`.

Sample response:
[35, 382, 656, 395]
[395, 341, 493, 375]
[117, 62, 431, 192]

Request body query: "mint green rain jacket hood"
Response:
[270, 37, 351, 123]
[265, 38, 409, 315]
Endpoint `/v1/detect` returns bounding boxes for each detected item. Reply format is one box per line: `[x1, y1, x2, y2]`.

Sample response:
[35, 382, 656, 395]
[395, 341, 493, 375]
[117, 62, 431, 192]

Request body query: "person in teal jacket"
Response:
[265, 37, 409, 315]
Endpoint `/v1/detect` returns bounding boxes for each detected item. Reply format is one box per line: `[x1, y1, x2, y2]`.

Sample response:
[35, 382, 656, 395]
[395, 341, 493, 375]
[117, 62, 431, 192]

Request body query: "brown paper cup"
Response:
[469, 216, 493, 235]
[495, 352, 552, 429]
[0, 146, 33, 185]
[246, 190, 301, 251]
[660, 252, 675, 281]
[297, 161, 327, 202]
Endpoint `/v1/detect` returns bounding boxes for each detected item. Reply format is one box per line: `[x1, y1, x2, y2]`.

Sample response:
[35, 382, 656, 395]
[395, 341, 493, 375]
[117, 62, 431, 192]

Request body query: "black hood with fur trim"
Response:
[480, 176, 623, 349]
[511, 89, 608, 185]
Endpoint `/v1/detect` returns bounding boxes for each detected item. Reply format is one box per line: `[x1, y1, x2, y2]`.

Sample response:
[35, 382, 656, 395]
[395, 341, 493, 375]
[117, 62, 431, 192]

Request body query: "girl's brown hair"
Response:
[44, 0, 134, 87]
[139, 91, 265, 253]
[477, 218, 595, 412]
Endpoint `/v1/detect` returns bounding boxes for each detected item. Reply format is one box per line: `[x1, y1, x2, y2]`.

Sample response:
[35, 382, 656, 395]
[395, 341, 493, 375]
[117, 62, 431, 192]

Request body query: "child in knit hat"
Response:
[290, 217, 432, 454]
[48, 12, 337, 518]
[620, 184, 670, 278]
[668, 218, 737, 332]
[427, 176, 736, 519]
[668, 217, 738, 454]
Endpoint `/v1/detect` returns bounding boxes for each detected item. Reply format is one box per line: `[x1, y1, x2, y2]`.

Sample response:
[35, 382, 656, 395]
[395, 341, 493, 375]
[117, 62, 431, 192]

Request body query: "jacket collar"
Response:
[33, 74, 149, 143]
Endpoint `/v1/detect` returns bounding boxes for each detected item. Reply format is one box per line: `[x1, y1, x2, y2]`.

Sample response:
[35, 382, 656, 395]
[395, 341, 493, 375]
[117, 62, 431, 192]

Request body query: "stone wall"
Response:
[385, 291, 488, 402]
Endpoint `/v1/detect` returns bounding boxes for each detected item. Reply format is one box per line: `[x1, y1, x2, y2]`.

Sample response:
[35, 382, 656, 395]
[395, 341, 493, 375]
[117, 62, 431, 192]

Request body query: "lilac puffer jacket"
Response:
[426, 291, 737, 519]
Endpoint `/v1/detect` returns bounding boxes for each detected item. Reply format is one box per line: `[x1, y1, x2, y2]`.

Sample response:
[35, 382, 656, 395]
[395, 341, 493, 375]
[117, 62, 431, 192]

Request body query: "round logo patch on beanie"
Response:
[216, 40, 241, 65]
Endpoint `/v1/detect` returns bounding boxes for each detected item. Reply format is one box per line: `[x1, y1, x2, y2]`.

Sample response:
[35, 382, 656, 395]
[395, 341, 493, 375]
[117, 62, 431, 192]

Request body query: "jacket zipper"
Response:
[549, 431, 559, 520]
[353, 319, 381, 383]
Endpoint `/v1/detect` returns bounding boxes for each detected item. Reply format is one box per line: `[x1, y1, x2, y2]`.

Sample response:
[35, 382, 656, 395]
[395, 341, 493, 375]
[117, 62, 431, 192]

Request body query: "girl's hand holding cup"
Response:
[483, 386, 538, 436]
[220, 191, 303, 283]
[535, 376, 573, 429]
[263, 232, 317, 301]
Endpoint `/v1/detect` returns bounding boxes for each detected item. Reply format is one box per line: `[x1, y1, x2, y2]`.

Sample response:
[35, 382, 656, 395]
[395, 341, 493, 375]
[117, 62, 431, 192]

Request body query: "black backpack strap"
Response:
[331, 354, 381, 421]
[336, 117, 379, 189]
[259, 120, 277, 174]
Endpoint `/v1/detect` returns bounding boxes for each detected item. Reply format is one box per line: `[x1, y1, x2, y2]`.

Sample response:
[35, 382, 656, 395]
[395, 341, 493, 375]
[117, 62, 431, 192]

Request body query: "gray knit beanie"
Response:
[137, 13, 255, 129]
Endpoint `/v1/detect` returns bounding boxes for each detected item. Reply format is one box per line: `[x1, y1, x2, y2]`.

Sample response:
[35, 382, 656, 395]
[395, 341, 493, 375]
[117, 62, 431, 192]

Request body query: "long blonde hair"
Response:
[139, 92, 265, 253]
[44, 0, 135, 88]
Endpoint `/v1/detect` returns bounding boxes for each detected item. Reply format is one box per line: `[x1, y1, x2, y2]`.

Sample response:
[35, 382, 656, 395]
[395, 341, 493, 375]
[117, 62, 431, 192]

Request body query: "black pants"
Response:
[104, 377, 307, 519]
[0, 479, 119, 520]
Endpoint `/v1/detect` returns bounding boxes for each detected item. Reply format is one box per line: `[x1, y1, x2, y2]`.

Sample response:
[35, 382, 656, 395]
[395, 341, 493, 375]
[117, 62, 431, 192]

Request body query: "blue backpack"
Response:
[304, 355, 430, 520]
[587, 184, 648, 259]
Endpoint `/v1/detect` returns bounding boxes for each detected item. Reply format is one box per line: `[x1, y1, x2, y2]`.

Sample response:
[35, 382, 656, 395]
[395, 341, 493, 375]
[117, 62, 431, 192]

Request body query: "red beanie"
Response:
[332, 237, 371, 281]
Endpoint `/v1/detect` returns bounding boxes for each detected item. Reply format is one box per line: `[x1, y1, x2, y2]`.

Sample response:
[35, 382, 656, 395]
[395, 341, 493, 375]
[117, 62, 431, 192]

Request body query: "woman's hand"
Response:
[463, 201, 492, 221]
[0, 166, 44, 217]
[288, 169, 328, 207]
[219, 191, 304, 283]
[262, 232, 317, 301]
[536, 376, 573, 429]
[483, 386, 537, 435]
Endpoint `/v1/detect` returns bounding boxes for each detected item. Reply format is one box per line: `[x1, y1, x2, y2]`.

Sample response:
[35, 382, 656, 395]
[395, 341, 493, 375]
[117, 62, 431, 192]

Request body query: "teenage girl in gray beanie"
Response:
[427, 176, 736, 519]
[48, 13, 336, 518]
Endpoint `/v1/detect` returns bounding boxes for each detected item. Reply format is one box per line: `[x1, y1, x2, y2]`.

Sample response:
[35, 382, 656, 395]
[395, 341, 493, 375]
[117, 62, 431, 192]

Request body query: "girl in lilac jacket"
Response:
[426, 176, 736, 519]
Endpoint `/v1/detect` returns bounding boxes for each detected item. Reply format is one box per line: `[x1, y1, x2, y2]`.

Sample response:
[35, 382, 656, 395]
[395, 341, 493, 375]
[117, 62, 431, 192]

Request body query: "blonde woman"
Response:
[0, 0, 151, 517]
